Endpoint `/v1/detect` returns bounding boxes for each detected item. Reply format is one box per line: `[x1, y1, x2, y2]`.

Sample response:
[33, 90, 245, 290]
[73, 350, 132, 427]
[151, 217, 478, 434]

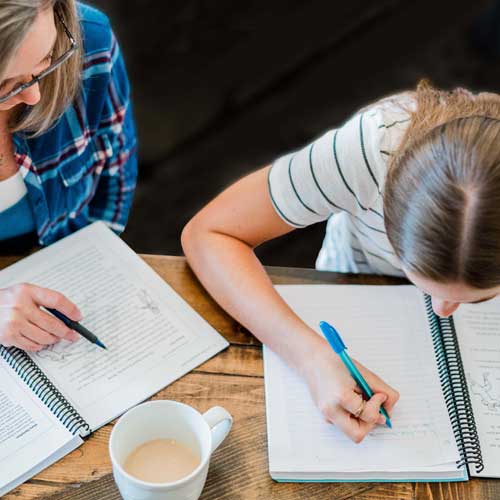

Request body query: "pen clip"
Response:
[319, 321, 346, 354]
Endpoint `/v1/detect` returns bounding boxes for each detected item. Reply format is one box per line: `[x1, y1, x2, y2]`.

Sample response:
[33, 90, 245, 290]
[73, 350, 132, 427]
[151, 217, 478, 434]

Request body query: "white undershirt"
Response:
[0, 172, 27, 212]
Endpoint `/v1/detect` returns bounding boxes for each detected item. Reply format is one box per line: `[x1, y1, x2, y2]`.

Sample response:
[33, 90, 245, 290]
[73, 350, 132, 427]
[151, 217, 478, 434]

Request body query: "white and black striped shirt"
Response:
[268, 95, 415, 276]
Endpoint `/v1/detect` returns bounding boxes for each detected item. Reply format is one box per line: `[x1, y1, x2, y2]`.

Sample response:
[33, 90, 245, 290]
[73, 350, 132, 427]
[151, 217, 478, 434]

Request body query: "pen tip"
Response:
[386, 419, 392, 429]
[96, 340, 107, 350]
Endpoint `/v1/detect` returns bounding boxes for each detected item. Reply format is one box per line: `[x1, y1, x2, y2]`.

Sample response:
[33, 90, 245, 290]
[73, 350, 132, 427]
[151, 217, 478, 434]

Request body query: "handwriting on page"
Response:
[266, 285, 460, 471]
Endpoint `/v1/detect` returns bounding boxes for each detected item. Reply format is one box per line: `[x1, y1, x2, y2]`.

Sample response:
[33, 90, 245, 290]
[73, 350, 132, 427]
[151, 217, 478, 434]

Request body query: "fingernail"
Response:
[381, 394, 388, 403]
[378, 415, 386, 425]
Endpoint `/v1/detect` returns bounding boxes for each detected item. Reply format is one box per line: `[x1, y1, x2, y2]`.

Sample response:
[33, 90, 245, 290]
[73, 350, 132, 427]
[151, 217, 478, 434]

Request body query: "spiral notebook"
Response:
[263, 284, 498, 482]
[0, 222, 228, 496]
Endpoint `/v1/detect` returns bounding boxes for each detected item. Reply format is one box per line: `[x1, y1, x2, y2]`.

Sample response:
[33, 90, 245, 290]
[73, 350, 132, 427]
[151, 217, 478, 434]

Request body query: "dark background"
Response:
[88, 0, 499, 268]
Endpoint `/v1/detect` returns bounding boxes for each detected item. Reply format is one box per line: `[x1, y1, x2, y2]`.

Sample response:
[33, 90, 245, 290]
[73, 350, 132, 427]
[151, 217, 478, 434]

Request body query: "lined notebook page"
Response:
[454, 298, 500, 477]
[264, 285, 460, 475]
[0, 223, 228, 432]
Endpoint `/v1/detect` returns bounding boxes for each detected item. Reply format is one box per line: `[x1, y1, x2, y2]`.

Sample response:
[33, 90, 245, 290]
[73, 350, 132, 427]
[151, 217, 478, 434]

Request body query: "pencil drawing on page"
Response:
[34, 340, 97, 362]
[137, 288, 160, 315]
[469, 372, 500, 412]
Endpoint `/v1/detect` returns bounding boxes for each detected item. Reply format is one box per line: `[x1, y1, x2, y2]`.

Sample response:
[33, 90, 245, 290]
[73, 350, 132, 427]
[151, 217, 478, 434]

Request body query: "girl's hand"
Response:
[302, 340, 399, 443]
[0, 284, 82, 352]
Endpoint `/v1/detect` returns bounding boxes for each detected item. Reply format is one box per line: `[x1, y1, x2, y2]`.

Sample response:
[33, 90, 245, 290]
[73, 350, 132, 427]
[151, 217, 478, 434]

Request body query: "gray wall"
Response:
[86, 0, 496, 266]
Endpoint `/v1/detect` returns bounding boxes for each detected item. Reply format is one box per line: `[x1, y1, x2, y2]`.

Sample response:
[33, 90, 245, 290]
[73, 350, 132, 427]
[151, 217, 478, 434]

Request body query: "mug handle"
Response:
[203, 406, 233, 452]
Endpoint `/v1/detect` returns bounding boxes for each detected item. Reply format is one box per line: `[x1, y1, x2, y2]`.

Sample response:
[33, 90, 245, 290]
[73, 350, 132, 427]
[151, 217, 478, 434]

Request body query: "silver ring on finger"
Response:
[353, 399, 366, 419]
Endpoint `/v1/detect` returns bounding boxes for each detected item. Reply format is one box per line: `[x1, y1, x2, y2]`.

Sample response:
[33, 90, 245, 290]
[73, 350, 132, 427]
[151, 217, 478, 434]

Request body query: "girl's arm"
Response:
[182, 165, 399, 443]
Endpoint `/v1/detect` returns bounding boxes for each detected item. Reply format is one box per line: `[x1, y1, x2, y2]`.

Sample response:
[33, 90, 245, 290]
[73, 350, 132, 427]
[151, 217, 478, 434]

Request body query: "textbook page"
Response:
[0, 359, 82, 496]
[0, 223, 228, 432]
[264, 285, 462, 479]
[453, 297, 500, 477]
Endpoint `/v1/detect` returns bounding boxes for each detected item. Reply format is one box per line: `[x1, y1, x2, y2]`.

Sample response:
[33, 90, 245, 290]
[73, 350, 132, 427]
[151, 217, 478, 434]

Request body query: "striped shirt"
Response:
[9, 3, 137, 249]
[268, 95, 415, 277]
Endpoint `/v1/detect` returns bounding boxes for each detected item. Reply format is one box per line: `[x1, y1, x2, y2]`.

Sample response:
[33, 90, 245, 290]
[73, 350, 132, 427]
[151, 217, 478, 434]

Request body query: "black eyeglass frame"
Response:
[0, 8, 78, 104]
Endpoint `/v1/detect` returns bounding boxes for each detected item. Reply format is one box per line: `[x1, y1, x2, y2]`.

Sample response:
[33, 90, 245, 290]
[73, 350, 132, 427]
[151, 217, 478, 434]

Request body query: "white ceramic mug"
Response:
[109, 400, 233, 500]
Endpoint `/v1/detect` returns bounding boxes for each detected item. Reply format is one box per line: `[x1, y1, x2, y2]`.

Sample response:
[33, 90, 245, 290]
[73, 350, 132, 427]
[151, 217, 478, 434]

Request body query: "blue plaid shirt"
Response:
[12, 3, 137, 247]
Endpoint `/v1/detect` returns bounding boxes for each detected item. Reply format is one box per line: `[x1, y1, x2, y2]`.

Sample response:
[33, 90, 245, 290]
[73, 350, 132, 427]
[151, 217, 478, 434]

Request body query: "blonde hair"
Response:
[384, 81, 500, 288]
[0, 0, 82, 135]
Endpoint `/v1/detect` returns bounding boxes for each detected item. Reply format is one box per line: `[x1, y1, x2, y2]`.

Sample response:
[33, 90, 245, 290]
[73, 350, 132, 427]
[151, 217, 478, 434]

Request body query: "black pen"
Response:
[47, 308, 107, 350]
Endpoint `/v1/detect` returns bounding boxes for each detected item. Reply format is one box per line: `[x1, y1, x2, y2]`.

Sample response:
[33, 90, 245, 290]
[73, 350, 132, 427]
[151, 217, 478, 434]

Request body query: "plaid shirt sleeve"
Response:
[87, 34, 138, 233]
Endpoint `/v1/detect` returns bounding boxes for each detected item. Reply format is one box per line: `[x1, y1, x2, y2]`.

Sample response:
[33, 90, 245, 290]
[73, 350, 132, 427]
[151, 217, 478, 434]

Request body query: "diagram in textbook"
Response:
[469, 372, 500, 412]
[137, 288, 160, 315]
[33, 340, 97, 363]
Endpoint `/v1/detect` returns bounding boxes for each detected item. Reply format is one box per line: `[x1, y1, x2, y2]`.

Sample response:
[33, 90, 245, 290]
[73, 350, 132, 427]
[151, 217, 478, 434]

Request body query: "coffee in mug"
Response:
[109, 400, 232, 500]
[123, 438, 200, 483]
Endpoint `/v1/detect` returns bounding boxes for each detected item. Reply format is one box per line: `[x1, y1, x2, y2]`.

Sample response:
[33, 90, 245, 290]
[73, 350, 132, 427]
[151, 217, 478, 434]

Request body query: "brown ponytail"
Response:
[384, 81, 500, 288]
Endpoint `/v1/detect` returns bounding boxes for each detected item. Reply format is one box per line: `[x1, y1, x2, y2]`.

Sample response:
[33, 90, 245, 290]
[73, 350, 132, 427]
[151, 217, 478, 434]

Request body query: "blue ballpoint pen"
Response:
[319, 320, 392, 428]
[47, 308, 107, 350]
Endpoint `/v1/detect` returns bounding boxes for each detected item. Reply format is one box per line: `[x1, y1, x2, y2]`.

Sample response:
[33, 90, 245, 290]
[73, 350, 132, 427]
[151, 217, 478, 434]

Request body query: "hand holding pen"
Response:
[319, 321, 395, 432]
[301, 321, 399, 443]
[0, 283, 106, 352]
[0, 283, 82, 352]
[47, 308, 107, 350]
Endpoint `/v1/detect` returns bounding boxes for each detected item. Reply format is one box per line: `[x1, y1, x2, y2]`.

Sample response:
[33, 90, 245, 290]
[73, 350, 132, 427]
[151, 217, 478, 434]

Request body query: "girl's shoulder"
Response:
[335, 92, 415, 146]
[357, 92, 416, 164]
[361, 91, 416, 117]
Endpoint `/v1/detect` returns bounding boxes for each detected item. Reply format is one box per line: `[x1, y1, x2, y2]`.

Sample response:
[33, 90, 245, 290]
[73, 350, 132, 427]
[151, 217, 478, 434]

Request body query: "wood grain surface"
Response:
[0, 255, 498, 499]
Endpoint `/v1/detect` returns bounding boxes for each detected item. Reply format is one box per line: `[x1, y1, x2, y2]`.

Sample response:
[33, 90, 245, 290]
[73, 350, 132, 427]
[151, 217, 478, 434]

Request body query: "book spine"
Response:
[424, 295, 484, 474]
[0, 346, 91, 436]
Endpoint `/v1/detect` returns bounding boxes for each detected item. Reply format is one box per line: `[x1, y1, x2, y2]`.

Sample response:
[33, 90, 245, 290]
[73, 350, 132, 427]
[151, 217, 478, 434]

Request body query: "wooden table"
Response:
[2, 255, 499, 500]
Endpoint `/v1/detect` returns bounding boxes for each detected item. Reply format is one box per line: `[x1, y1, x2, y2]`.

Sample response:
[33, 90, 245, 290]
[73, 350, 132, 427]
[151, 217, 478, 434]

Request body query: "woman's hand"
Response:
[302, 340, 399, 443]
[0, 284, 82, 352]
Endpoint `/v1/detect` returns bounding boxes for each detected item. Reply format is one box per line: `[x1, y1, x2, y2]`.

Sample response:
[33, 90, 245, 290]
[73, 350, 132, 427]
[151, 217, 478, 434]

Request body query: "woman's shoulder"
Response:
[77, 2, 114, 58]
[77, 2, 111, 26]
[77, 3, 129, 103]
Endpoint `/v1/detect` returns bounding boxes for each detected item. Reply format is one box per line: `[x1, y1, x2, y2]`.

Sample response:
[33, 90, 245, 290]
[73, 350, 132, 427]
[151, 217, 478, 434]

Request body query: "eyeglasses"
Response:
[0, 8, 78, 104]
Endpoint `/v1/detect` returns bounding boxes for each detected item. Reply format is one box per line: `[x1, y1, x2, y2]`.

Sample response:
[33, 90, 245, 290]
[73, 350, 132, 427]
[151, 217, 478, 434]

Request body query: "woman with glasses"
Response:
[0, 1, 137, 352]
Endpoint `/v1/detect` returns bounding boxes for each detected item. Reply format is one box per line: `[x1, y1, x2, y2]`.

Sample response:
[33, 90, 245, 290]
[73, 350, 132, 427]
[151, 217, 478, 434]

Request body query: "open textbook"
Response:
[0, 222, 228, 496]
[264, 284, 500, 482]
